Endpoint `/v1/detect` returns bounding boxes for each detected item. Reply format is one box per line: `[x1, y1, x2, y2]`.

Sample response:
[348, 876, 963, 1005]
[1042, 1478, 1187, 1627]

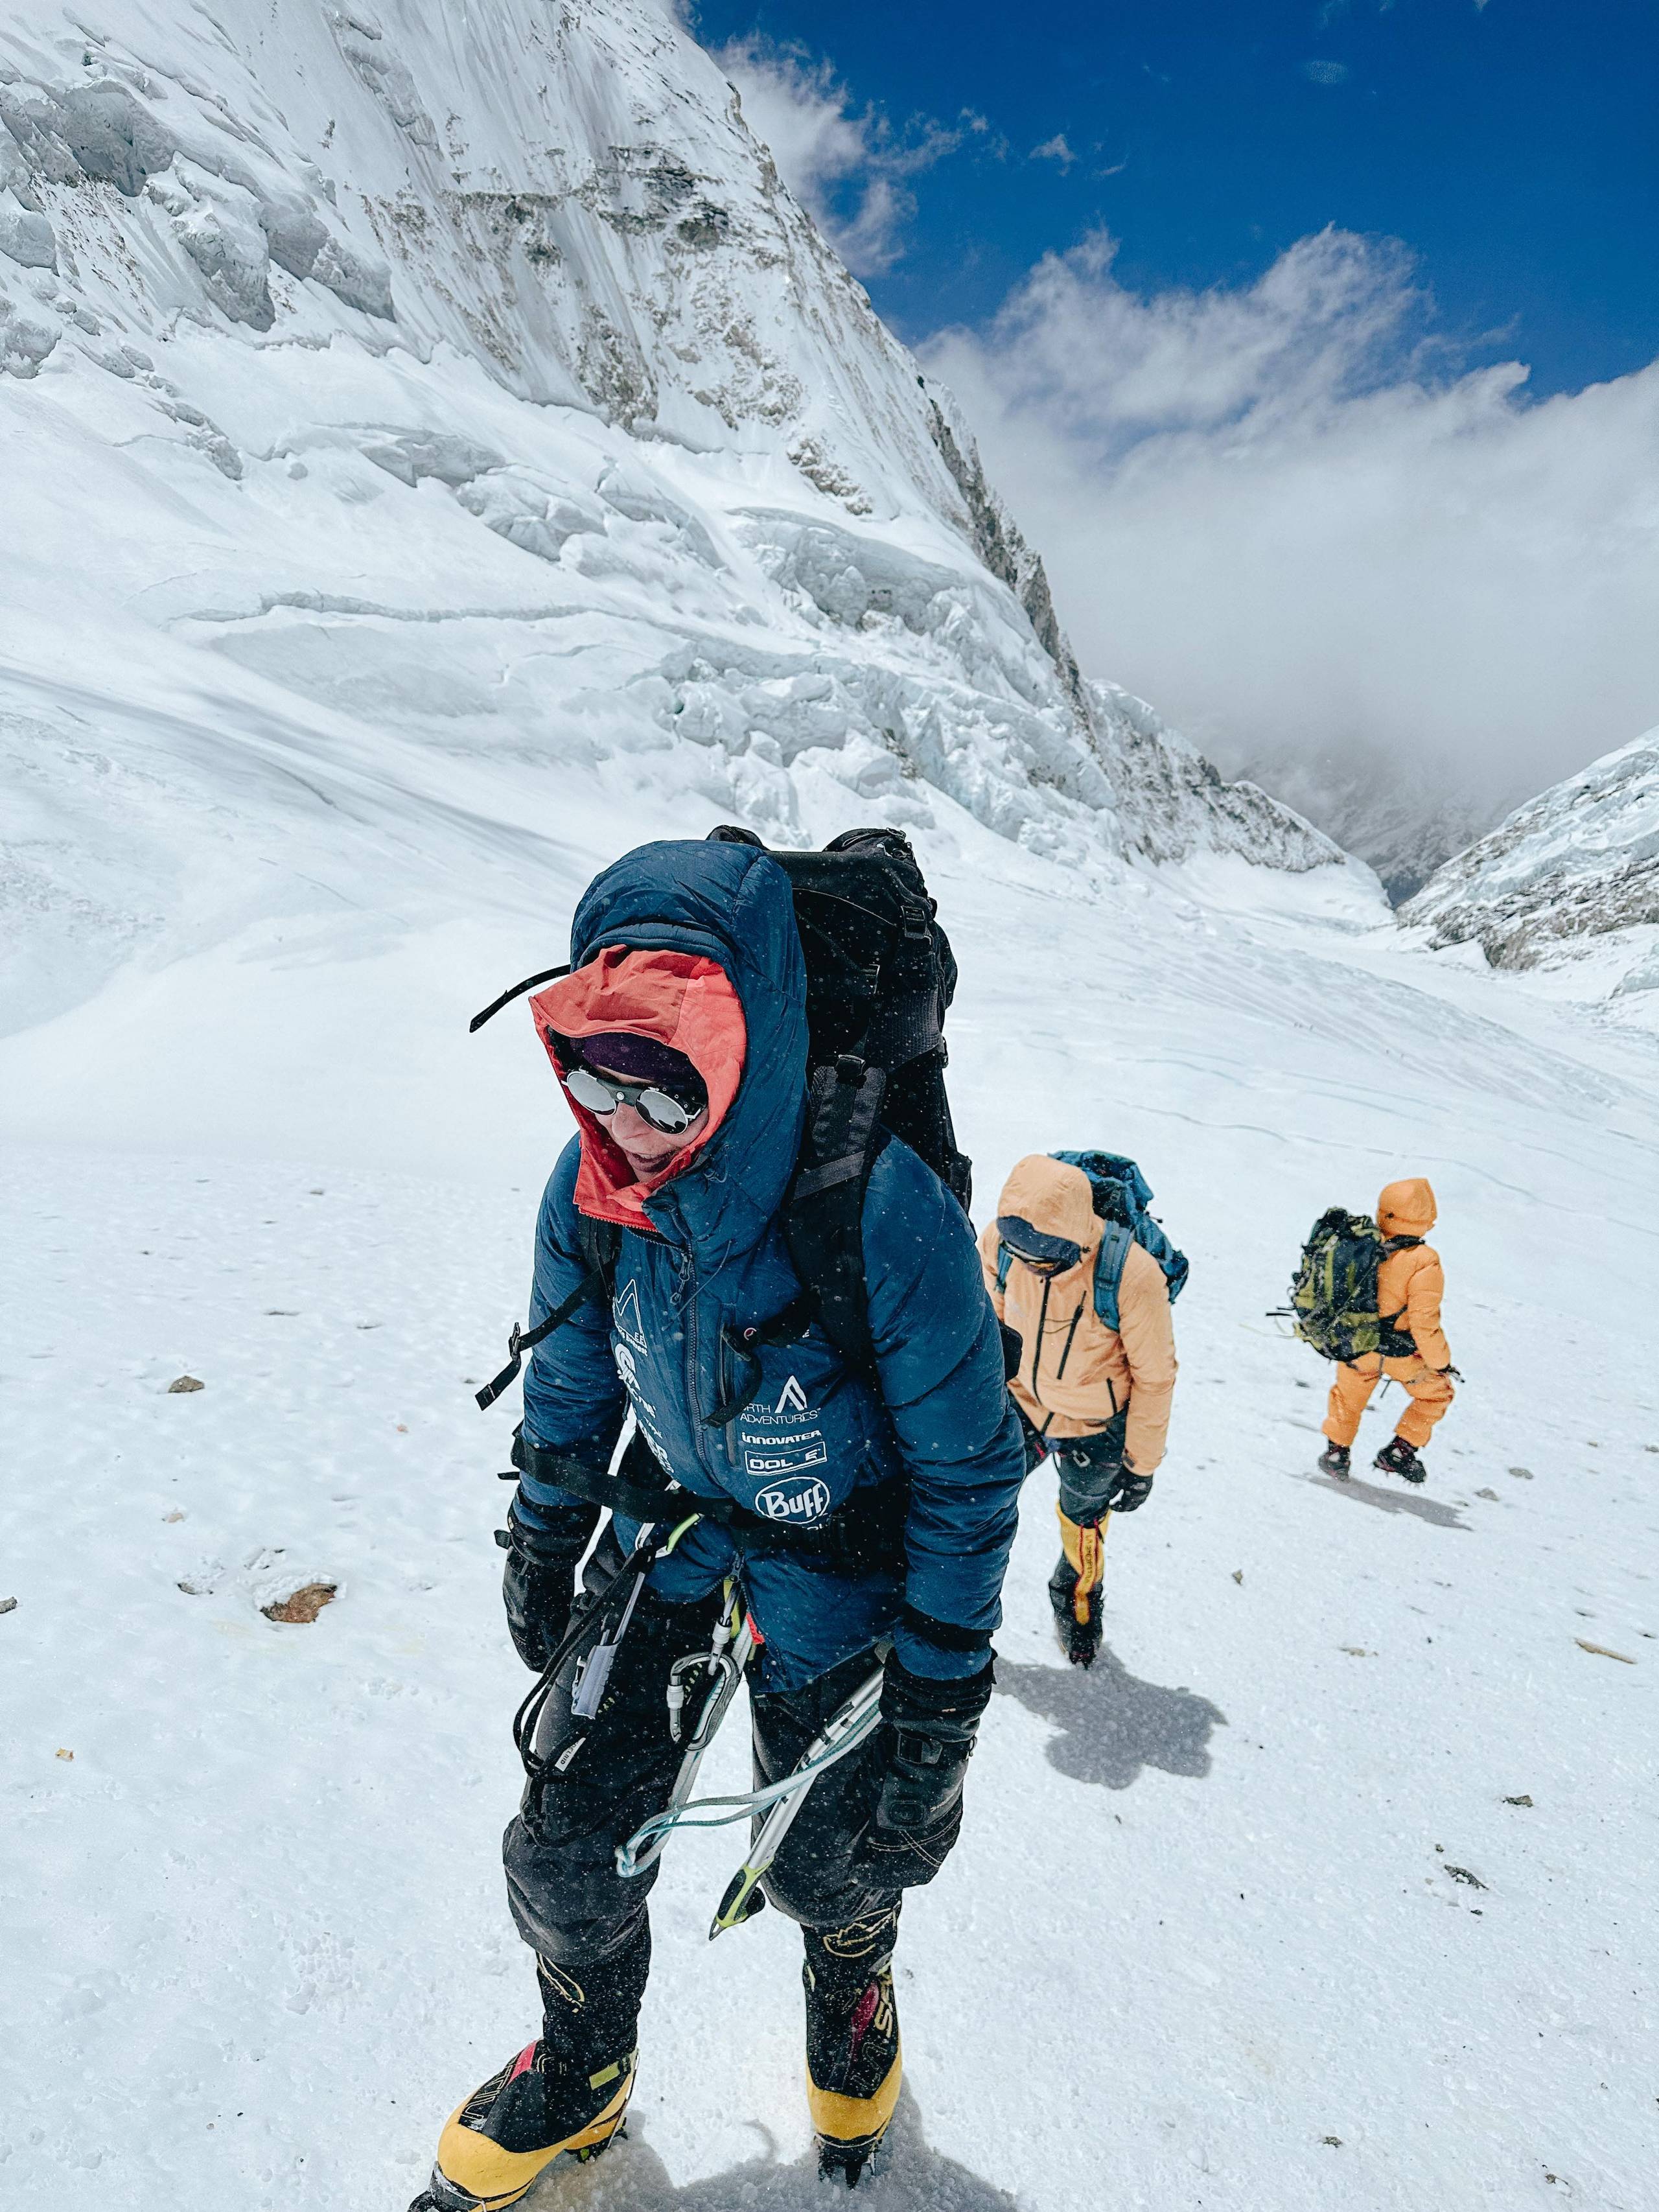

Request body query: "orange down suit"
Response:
[978, 1154, 1178, 1474]
[1321, 1178, 1456, 1451]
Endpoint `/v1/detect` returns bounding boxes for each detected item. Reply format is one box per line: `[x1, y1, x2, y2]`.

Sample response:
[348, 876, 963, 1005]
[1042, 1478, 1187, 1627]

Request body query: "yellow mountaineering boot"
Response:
[1048, 1507, 1106, 1668]
[804, 1908, 903, 2187]
[409, 1938, 645, 2211]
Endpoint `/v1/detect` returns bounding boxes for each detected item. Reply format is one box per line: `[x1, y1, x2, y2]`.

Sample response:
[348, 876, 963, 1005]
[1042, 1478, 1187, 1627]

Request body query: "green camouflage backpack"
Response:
[1289, 1209, 1415, 1362]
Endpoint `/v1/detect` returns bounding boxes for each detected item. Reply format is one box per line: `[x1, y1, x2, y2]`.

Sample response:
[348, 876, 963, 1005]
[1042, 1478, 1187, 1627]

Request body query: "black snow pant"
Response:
[502, 1563, 915, 2021]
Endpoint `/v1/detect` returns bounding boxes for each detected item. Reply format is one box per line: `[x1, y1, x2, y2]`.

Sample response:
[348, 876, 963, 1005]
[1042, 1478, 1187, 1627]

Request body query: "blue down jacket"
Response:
[512, 838, 1025, 1691]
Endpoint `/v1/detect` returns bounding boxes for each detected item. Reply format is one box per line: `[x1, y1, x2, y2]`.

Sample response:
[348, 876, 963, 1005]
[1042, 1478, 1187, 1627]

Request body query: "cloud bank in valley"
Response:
[714, 34, 1659, 850]
[921, 229, 1659, 826]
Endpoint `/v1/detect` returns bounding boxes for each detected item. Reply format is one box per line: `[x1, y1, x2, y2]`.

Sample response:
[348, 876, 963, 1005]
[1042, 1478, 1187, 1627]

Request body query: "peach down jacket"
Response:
[979, 1154, 1178, 1474]
[1374, 1177, 1450, 1371]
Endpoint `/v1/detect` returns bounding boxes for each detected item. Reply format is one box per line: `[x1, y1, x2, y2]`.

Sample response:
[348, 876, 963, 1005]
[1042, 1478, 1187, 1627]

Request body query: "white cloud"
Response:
[923, 229, 1659, 815]
[1303, 58, 1352, 84]
[1030, 134, 1077, 169]
[717, 37, 980, 275]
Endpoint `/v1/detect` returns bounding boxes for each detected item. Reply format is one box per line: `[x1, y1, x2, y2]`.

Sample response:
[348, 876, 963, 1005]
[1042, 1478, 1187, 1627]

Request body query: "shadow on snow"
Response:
[993, 1647, 1226, 1789]
[524, 2085, 1021, 2211]
[1305, 1469, 1469, 1530]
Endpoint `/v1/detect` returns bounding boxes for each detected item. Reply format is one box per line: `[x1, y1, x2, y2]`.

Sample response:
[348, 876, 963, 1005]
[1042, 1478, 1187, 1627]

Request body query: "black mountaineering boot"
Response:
[1317, 1443, 1351, 1479]
[1374, 1434, 1427, 1484]
[1048, 1550, 1104, 1668]
[410, 1927, 648, 2210]
[804, 1907, 903, 2187]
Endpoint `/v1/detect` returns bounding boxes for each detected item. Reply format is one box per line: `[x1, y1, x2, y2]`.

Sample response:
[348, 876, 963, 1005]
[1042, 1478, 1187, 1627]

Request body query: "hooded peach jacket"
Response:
[1374, 1177, 1450, 1370]
[978, 1154, 1178, 1474]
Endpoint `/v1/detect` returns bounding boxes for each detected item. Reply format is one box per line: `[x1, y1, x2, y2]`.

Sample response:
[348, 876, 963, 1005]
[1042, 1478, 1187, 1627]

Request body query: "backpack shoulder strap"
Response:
[995, 1242, 1014, 1294]
[1092, 1222, 1133, 1333]
[782, 1057, 887, 1384]
[576, 1214, 621, 1297]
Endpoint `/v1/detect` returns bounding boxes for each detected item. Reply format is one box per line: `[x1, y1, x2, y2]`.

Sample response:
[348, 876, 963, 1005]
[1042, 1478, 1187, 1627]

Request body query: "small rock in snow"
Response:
[1507, 1465, 1534, 1479]
[1502, 1794, 1533, 1807]
[1321, 2136, 1342, 2148]
[0, 1596, 17, 1615]
[262, 1583, 338, 1625]
[1474, 1487, 1499, 1500]
[163, 1509, 186, 1522]
[1444, 1865, 1486, 1888]
[1231, 1568, 1244, 1584]
[167, 1375, 205, 1393]
[56, 1747, 73, 1761]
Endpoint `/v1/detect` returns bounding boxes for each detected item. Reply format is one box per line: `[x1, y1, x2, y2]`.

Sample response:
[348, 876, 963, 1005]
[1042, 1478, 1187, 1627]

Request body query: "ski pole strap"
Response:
[475, 1264, 609, 1411]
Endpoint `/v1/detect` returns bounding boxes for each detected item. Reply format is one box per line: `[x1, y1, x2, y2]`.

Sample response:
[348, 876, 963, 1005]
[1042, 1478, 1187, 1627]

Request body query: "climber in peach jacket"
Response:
[1320, 1177, 1456, 1485]
[980, 1154, 1178, 1664]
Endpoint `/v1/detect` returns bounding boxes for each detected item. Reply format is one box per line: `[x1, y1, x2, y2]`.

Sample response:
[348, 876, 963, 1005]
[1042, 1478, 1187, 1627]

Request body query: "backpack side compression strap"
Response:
[474, 1217, 621, 1412]
[475, 1265, 609, 1410]
[782, 1057, 887, 1385]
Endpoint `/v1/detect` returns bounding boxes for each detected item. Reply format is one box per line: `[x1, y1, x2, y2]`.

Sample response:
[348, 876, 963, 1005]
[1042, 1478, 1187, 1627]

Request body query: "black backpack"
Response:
[470, 826, 968, 1418]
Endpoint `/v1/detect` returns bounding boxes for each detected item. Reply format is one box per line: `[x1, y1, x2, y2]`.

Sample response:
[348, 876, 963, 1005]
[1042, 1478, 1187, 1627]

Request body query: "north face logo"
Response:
[775, 1373, 809, 1415]
[614, 1280, 646, 1352]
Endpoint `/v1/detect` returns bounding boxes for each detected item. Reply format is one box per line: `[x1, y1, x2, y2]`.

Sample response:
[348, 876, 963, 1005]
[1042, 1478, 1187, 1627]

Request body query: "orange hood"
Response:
[1377, 1177, 1437, 1239]
[528, 946, 747, 1231]
[995, 1155, 1102, 1259]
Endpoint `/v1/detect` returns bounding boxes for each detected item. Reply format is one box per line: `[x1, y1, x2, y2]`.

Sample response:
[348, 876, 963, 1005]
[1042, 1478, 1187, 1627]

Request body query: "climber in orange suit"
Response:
[1319, 1178, 1456, 1485]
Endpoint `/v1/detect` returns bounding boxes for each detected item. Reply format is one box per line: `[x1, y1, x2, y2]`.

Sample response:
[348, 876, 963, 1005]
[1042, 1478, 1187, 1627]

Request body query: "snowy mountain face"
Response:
[1404, 725, 1659, 1020]
[1227, 743, 1500, 905]
[0, 0, 1349, 1054]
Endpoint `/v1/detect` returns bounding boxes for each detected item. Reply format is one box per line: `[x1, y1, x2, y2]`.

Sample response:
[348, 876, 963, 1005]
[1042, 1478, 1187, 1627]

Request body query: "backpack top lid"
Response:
[706, 824, 969, 1213]
[1049, 1149, 1189, 1327]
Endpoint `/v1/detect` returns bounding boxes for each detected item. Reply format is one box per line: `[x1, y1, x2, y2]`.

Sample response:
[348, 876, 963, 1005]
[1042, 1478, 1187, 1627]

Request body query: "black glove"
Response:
[496, 1504, 578, 1671]
[1056, 1438, 1154, 1521]
[866, 1653, 994, 1888]
[1103, 1469, 1154, 1513]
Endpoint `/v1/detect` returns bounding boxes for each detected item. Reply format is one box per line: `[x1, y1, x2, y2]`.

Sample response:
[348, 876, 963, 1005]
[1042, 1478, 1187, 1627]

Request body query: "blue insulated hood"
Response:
[568, 840, 809, 1254]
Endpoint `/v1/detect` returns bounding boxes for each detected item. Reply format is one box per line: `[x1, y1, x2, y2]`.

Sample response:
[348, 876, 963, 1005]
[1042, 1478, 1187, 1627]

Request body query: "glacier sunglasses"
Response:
[564, 1061, 705, 1135]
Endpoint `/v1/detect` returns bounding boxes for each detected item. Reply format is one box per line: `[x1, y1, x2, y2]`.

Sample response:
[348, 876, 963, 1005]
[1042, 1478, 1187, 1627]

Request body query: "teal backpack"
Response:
[995, 1151, 1189, 1327]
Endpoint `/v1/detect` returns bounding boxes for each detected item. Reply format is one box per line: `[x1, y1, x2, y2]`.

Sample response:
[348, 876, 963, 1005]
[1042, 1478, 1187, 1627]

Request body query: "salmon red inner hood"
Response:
[529, 946, 747, 1231]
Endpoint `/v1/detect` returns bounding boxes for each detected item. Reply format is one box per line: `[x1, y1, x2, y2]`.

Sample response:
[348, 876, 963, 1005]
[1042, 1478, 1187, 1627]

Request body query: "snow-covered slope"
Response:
[1404, 726, 1659, 1021]
[0, 0, 1348, 1067]
[5, 826, 1657, 2212]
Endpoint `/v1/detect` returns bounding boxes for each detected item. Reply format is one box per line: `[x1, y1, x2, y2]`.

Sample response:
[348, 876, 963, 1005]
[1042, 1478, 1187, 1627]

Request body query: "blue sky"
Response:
[690, 0, 1659, 818]
[693, 0, 1658, 402]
